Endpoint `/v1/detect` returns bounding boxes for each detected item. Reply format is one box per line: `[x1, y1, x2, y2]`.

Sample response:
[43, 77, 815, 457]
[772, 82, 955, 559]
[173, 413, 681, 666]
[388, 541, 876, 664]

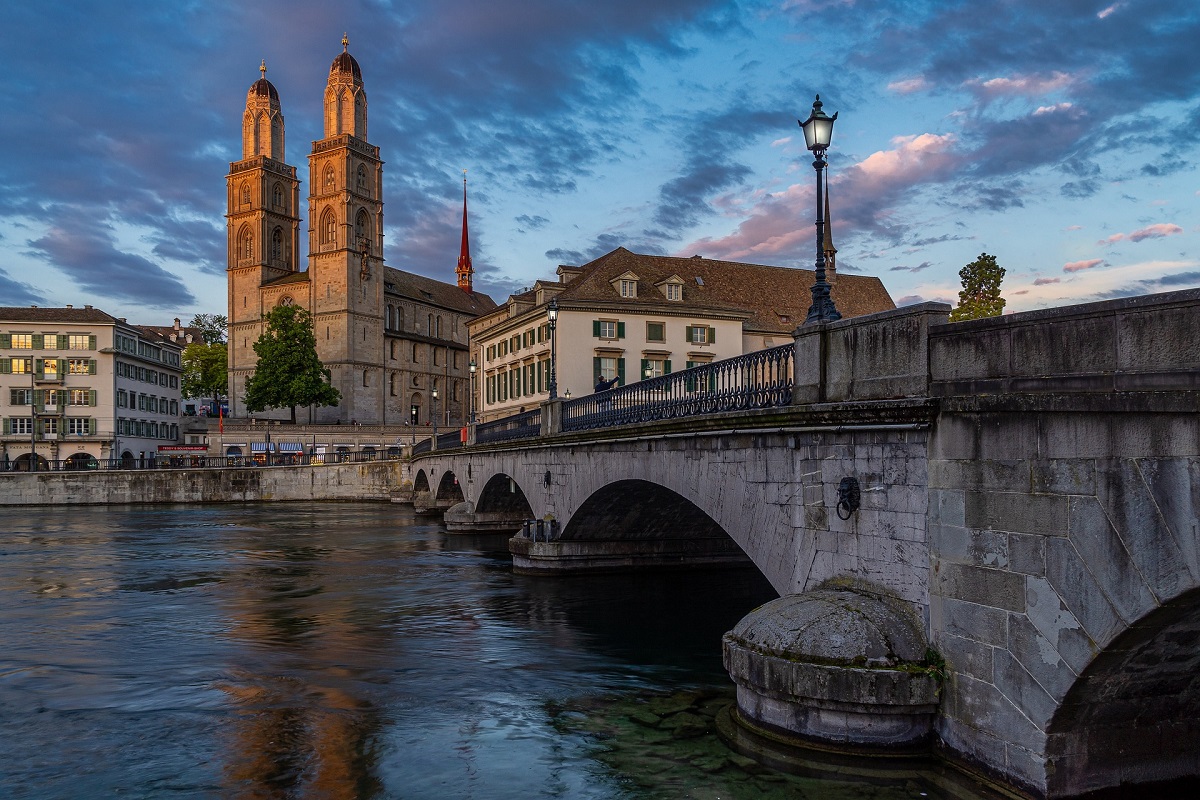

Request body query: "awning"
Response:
[251, 443, 276, 452]
[277, 443, 303, 452]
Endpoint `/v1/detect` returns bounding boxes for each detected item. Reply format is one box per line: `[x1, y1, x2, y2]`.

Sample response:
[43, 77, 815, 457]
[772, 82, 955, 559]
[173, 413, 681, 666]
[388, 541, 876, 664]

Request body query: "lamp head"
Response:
[547, 297, 559, 323]
[469, 360, 476, 374]
[799, 94, 837, 151]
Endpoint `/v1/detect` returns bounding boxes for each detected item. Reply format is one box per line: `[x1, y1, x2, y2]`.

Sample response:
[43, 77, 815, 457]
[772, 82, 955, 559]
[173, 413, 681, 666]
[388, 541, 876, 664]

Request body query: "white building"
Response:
[0, 306, 184, 468]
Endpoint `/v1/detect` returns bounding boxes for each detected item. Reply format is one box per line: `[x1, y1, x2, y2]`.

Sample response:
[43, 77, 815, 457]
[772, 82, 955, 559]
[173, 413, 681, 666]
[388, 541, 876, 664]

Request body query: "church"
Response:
[226, 37, 496, 426]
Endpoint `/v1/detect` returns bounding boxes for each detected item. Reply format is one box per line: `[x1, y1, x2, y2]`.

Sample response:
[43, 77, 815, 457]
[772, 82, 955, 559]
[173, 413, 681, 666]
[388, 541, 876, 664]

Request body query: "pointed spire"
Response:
[342, 32, 349, 52]
[823, 183, 837, 282]
[260, 59, 267, 78]
[456, 170, 474, 294]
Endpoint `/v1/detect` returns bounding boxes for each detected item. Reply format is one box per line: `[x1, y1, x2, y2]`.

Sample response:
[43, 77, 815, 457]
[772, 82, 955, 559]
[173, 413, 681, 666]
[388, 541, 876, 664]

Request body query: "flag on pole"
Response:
[218, 404, 224, 434]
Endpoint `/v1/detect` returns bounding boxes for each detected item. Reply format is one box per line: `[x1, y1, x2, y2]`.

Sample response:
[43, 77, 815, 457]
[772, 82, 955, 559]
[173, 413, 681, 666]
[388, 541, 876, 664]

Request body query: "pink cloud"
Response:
[1099, 223, 1184, 245]
[1098, 3, 1124, 19]
[1033, 277, 1061, 285]
[966, 71, 1073, 99]
[887, 77, 928, 95]
[1064, 224, 1083, 231]
[1063, 259, 1104, 273]
[678, 132, 960, 262]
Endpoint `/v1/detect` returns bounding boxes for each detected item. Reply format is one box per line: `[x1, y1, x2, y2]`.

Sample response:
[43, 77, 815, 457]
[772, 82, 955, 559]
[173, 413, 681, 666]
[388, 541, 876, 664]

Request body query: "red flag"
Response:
[218, 404, 224, 434]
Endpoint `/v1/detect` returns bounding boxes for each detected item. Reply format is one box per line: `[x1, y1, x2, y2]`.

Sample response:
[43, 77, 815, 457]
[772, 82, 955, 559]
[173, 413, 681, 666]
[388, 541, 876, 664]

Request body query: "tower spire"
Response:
[456, 170, 474, 294]
[823, 182, 837, 283]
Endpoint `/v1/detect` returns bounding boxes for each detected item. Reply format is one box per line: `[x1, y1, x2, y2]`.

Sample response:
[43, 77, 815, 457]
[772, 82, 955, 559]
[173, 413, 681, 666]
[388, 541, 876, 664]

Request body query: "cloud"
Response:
[1100, 224, 1184, 245]
[965, 71, 1074, 100]
[1033, 277, 1061, 285]
[887, 77, 928, 94]
[1097, 3, 1125, 19]
[1064, 258, 1104, 273]
[890, 261, 933, 273]
[515, 214, 550, 231]
[0, 268, 46, 306]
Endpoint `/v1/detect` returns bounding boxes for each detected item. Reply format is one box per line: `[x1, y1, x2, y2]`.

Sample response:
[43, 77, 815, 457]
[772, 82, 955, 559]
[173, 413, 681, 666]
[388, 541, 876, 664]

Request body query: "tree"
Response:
[182, 341, 228, 411]
[949, 252, 1006, 322]
[190, 313, 228, 345]
[243, 305, 340, 423]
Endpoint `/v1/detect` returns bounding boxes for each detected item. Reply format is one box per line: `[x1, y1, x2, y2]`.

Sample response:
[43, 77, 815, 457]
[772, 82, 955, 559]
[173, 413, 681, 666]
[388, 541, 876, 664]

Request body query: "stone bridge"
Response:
[410, 290, 1200, 799]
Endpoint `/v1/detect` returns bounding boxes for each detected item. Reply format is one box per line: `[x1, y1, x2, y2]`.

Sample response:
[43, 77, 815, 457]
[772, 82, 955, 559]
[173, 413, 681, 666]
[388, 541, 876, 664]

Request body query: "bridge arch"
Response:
[1045, 587, 1200, 795]
[412, 469, 430, 493]
[435, 470, 465, 504]
[565, 479, 730, 542]
[476, 473, 534, 517]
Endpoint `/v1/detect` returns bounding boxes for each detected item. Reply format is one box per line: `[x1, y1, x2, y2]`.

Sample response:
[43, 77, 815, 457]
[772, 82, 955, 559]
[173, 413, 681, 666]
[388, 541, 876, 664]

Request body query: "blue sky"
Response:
[1, 0, 1197, 321]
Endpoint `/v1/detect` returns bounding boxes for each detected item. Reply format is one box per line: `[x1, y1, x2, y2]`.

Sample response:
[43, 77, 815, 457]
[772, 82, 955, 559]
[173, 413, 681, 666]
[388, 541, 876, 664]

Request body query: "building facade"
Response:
[227, 40, 495, 426]
[468, 247, 895, 422]
[0, 306, 183, 468]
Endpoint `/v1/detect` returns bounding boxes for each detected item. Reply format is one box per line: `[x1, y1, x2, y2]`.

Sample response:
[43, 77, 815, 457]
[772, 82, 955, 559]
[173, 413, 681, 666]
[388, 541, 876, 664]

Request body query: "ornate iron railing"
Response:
[475, 408, 542, 444]
[562, 343, 794, 431]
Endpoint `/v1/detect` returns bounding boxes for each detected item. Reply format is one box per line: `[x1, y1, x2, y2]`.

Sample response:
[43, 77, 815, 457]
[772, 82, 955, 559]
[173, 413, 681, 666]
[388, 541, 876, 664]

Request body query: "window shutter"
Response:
[88, 359, 97, 375]
[640, 358, 649, 380]
[592, 320, 601, 338]
[89, 390, 98, 407]
[57, 391, 65, 409]
[537, 361, 543, 393]
[593, 356, 601, 384]
[56, 335, 66, 350]
[34, 359, 43, 379]
[88, 335, 97, 350]
[0, 359, 10, 375]
[32, 334, 43, 349]
[664, 360, 672, 374]
[2, 418, 9, 435]
[58, 359, 67, 377]
[617, 321, 625, 339]
[685, 361, 697, 392]
[685, 326, 694, 343]
[0, 334, 9, 348]
[617, 358, 626, 386]
[709, 327, 716, 344]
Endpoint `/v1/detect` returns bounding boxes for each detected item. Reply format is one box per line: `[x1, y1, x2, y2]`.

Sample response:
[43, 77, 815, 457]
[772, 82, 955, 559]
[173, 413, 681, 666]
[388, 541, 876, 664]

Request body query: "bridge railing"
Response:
[562, 343, 794, 431]
[476, 408, 542, 444]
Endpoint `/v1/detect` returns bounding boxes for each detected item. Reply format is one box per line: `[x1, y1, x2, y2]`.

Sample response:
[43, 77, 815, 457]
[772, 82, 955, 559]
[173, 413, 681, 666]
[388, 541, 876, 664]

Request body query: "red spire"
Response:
[456, 171, 474, 294]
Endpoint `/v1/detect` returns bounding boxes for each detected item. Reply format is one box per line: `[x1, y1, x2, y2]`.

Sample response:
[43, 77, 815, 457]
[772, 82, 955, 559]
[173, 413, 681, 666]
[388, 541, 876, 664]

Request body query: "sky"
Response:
[0, 0, 1197, 323]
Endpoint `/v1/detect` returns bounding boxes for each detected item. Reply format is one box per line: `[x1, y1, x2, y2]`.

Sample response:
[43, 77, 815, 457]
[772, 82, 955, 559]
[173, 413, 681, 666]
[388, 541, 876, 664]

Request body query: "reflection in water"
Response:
[1, 502, 1001, 799]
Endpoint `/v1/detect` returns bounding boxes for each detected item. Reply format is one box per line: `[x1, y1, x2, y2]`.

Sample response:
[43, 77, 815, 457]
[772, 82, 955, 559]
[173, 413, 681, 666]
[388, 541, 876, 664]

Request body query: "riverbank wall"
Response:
[0, 461, 406, 506]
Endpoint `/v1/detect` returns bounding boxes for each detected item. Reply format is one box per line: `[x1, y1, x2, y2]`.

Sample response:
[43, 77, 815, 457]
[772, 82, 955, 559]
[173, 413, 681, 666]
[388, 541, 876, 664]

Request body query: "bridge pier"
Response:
[443, 501, 528, 534]
[509, 533, 750, 575]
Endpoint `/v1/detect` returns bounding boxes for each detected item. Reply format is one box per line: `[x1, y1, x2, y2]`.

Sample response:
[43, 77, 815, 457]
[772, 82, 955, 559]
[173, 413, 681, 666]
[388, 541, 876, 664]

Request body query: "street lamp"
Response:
[432, 386, 439, 442]
[469, 360, 477, 424]
[547, 298, 559, 400]
[800, 94, 841, 325]
[564, 389, 571, 400]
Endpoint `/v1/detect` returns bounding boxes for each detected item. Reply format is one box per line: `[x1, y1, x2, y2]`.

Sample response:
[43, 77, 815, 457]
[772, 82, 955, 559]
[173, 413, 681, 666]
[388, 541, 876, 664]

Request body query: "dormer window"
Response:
[619, 279, 637, 298]
[665, 283, 681, 301]
[610, 271, 640, 299]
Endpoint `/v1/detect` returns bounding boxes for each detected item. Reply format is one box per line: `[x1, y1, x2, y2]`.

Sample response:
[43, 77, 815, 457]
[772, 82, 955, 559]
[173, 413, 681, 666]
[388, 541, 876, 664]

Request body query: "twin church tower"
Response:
[226, 37, 493, 425]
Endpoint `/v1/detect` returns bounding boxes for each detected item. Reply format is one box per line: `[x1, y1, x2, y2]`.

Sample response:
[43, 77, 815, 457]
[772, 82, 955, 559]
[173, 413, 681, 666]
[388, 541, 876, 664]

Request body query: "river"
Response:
[0, 502, 1007, 799]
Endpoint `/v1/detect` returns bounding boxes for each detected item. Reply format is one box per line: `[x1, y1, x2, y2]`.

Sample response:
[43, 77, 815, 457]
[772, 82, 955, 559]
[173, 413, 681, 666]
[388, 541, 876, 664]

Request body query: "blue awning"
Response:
[251, 443, 275, 452]
[277, 443, 303, 452]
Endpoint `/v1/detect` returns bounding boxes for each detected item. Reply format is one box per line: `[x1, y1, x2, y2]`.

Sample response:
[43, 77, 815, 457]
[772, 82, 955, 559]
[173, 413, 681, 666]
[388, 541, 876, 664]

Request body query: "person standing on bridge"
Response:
[595, 374, 620, 393]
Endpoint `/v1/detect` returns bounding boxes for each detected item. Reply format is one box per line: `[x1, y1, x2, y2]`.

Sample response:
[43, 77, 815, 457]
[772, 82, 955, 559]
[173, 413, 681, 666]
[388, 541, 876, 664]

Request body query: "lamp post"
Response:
[564, 389, 571, 400]
[800, 94, 841, 325]
[29, 361, 36, 473]
[469, 360, 477, 423]
[547, 298, 559, 400]
[432, 387, 439, 442]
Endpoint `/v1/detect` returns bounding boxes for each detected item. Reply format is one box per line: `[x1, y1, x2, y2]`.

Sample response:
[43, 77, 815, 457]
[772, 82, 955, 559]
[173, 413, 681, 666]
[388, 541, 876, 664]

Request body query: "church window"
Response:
[324, 165, 335, 190]
[436, 316, 442, 338]
[362, 369, 368, 387]
[427, 314, 433, 334]
[412, 343, 419, 362]
[271, 228, 283, 262]
[390, 341, 396, 360]
[321, 209, 337, 245]
[240, 227, 253, 260]
[386, 305, 394, 330]
[357, 165, 368, 194]
[272, 183, 283, 208]
[278, 296, 294, 307]
[390, 373, 396, 396]
[355, 209, 369, 247]
[240, 182, 250, 205]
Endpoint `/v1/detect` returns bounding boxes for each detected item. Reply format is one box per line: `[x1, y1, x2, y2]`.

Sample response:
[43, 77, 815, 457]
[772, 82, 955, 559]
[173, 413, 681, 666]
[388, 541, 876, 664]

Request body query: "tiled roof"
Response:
[554, 248, 895, 333]
[383, 266, 497, 316]
[140, 324, 207, 344]
[263, 271, 310, 286]
[0, 306, 119, 324]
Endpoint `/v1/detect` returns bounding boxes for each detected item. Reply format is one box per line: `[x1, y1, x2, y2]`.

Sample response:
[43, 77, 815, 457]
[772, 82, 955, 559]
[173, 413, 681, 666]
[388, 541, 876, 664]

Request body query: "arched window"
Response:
[271, 228, 283, 262]
[386, 304, 394, 329]
[240, 227, 253, 260]
[272, 183, 283, 208]
[427, 314, 433, 334]
[324, 165, 335, 189]
[362, 369, 369, 387]
[357, 165, 368, 194]
[278, 295, 294, 307]
[412, 343, 419, 362]
[355, 209, 369, 248]
[240, 182, 250, 205]
[321, 209, 337, 245]
[436, 316, 442, 338]
[389, 373, 396, 396]
[390, 340, 396, 360]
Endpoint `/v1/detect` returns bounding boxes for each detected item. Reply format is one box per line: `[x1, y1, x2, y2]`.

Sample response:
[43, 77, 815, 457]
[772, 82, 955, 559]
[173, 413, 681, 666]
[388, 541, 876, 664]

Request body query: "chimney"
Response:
[66, 304, 73, 308]
[173, 317, 181, 330]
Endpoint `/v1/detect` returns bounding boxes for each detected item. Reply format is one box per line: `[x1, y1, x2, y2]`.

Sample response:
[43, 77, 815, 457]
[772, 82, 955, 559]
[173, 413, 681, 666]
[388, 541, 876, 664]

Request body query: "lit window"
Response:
[43, 417, 59, 434]
[11, 334, 31, 349]
[11, 357, 31, 374]
[68, 359, 90, 375]
[69, 389, 89, 405]
[43, 360, 58, 378]
[68, 335, 90, 350]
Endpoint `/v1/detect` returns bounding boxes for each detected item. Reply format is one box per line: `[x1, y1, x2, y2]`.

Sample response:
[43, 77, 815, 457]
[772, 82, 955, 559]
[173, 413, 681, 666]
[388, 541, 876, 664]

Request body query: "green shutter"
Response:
[2, 418, 9, 435]
[58, 359, 67, 377]
[34, 359, 43, 379]
[89, 418, 96, 434]
[685, 326, 694, 343]
[617, 321, 625, 339]
[709, 327, 716, 344]
[617, 358, 626, 386]
[0, 334, 9, 348]
[685, 361, 697, 392]
[664, 360, 672, 374]
[89, 390, 98, 407]
[640, 358, 649, 380]
[537, 361, 543, 393]
[32, 334, 43, 350]
[593, 357, 601, 385]
[56, 335, 66, 350]
[88, 335, 97, 350]
[56, 391, 65, 409]
[0, 358, 10, 375]
[88, 359, 97, 375]
[592, 320, 601, 337]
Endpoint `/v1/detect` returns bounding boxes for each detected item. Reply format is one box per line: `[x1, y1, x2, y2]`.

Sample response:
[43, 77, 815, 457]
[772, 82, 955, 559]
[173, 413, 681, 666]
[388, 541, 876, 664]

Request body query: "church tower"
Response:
[456, 173, 474, 294]
[226, 62, 301, 414]
[306, 35, 385, 422]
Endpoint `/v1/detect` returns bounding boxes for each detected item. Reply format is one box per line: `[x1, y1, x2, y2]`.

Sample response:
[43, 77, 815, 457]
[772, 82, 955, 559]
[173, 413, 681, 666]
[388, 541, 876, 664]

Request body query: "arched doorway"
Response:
[11, 453, 48, 472]
[121, 450, 135, 469]
[65, 453, 98, 470]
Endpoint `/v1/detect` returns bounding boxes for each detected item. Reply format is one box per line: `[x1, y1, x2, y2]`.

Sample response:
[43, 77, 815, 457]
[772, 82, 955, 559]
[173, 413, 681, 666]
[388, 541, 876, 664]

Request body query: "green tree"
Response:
[182, 341, 228, 411]
[243, 305, 340, 423]
[189, 313, 228, 345]
[949, 252, 1006, 322]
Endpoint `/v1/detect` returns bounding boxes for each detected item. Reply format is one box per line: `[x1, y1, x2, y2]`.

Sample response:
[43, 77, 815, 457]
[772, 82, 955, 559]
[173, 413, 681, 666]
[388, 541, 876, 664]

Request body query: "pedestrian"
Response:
[594, 374, 620, 392]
